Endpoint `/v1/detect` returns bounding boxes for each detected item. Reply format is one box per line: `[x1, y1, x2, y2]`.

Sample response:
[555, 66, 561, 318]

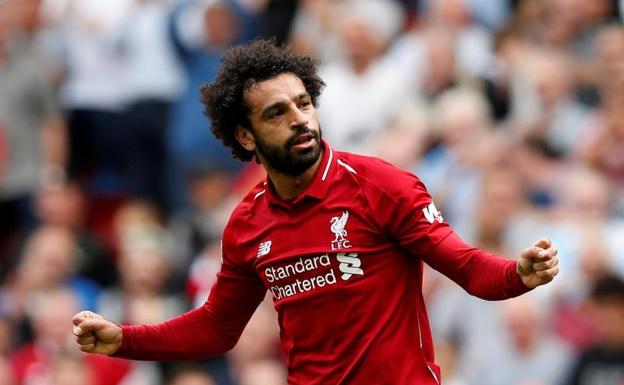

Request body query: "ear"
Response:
[235, 126, 256, 152]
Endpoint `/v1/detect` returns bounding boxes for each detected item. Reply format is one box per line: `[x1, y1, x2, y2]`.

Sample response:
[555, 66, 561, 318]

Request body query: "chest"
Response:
[237, 197, 416, 304]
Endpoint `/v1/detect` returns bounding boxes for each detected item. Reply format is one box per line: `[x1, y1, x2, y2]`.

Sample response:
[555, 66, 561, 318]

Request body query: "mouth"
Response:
[290, 132, 316, 150]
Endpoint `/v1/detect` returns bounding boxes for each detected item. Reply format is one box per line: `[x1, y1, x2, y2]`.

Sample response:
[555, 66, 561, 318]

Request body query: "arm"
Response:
[423, 231, 558, 299]
[423, 231, 529, 300]
[363, 159, 558, 299]
[73, 225, 266, 360]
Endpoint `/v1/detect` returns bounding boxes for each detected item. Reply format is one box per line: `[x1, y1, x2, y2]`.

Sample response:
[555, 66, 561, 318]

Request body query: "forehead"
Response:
[245, 73, 307, 112]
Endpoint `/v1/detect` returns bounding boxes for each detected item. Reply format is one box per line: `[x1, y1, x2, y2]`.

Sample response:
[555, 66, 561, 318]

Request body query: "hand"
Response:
[72, 311, 123, 355]
[516, 238, 559, 289]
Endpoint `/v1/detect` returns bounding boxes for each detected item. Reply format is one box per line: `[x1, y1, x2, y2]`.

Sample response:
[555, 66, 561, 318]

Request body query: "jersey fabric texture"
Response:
[114, 141, 530, 384]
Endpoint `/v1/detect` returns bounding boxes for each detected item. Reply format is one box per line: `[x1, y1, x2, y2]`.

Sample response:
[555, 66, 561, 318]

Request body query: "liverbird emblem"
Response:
[330, 211, 352, 250]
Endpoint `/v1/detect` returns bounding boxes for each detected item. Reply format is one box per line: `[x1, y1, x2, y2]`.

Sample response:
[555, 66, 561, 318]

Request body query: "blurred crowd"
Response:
[1, 0, 624, 384]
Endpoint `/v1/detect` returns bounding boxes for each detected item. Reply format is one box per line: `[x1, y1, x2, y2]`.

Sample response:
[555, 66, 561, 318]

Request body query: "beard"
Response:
[254, 125, 323, 176]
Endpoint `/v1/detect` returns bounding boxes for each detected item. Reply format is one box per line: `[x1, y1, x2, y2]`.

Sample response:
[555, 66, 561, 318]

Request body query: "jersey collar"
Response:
[265, 140, 336, 209]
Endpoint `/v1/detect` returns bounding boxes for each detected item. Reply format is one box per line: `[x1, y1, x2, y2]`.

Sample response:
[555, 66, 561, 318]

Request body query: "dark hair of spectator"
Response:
[590, 274, 624, 303]
[200, 39, 326, 161]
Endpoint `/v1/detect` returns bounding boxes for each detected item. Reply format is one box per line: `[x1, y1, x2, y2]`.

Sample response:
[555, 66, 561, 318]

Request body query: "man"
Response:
[72, 40, 559, 385]
[564, 275, 624, 385]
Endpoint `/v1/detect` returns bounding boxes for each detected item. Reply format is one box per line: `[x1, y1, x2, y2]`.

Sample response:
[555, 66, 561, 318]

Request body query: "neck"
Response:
[265, 148, 325, 201]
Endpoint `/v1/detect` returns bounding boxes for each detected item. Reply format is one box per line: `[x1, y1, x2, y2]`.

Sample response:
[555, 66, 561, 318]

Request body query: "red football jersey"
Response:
[116, 141, 530, 384]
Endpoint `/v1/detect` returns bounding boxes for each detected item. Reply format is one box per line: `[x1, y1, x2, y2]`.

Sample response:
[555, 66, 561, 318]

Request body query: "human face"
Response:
[237, 73, 322, 176]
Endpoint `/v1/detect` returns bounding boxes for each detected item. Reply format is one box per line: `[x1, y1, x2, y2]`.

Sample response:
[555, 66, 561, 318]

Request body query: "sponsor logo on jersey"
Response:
[422, 202, 443, 224]
[337, 252, 363, 280]
[330, 211, 352, 250]
[257, 240, 272, 258]
[266, 252, 363, 300]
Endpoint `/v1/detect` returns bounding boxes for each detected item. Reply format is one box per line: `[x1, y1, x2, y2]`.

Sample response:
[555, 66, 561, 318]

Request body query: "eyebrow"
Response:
[259, 93, 311, 119]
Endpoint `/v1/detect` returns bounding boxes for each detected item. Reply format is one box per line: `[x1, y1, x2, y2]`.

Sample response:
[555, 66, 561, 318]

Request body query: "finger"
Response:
[536, 247, 558, 261]
[76, 335, 96, 346]
[536, 266, 559, 282]
[72, 311, 102, 326]
[75, 318, 108, 337]
[533, 237, 551, 249]
[521, 246, 544, 261]
[78, 342, 96, 353]
[532, 256, 559, 271]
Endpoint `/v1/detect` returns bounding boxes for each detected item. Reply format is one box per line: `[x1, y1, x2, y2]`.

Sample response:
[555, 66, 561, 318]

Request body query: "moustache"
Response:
[285, 127, 320, 149]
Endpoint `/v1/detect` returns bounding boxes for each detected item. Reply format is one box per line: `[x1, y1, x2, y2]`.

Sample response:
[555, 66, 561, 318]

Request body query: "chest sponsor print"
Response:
[265, 252, 363, 300]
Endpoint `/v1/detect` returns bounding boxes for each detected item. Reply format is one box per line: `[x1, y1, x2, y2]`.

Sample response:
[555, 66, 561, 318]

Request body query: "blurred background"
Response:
[1, 0, 624, 384]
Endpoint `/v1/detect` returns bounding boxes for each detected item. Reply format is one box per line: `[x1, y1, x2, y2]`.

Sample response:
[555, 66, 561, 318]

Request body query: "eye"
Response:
[299, 100, 312, 109]
[266, 108, 284, 119]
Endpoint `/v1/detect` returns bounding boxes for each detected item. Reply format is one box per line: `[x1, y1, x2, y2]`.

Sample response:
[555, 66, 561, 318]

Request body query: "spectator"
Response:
[167, 0, 248, 211]
[371, 99, 432, 170]
[0, 0, 67, 278]
[166, 365, 216, 385]
[481, 296, 572, 385]
[317, 0, 408, 153]
[169, 164, 232, 271]
[10, 287, 130, 385]
[34, 181, 115, 287]
[1, 225, 100, 326]
[119, 0, 185, 210]
[511, 50, 593, 156]
[40, 0, 132, 193]
[564, 275, 624, 385]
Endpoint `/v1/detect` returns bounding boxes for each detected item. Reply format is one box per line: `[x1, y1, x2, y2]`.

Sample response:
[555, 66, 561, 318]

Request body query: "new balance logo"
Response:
[337, 252, 363, 280]
[257, 241, 272, 258]
[423, 202, 443, 224]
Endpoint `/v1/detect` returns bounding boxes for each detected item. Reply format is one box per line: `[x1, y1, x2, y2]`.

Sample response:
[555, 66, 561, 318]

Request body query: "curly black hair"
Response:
[200, 39, 326, 162]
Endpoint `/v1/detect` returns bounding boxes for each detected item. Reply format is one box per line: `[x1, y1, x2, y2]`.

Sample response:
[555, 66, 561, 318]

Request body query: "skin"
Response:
[72, 72, 559, 355]
[235, 73, 324, 200]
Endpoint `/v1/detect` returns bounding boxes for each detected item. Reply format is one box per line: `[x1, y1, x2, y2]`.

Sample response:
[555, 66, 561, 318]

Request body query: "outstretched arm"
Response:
[423, 232, 558, 300]
[73, 270, 266, 360]
[73, 221, 267, 361]
[360, 159, 559, 299]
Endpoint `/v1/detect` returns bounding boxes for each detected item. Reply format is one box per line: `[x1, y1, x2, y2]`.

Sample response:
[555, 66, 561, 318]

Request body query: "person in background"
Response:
[165, 365, 216, 385]
[317, 0, 408, 154]
[10, 288, 130, 385]
[564, 275, 624, 385]
[119, 0, 185, 211]
[166, 0, 248, 211]
[34, 181, 115, 287]
[481, 296, 572, 385]
[0, 0, 67, 280]
[1, 225, 100, 329]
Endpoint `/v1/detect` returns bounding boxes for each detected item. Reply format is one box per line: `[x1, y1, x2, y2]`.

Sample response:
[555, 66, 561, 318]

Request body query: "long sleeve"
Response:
[113, 220, 267, 361]
[424, 231, 529, 300]
[361, 158, 530, 300]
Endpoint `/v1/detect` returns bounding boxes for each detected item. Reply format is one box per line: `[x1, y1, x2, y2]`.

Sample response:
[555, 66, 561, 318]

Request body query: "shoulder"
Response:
[336, 151, 429, 201]
[222, 181, 266, 243]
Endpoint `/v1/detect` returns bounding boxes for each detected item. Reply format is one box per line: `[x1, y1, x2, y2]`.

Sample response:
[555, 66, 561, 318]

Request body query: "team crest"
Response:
[330, 211, 352, 251]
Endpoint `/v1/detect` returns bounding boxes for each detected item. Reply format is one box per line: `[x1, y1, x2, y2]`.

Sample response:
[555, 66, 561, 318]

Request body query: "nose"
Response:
[290, 105, 309, 129]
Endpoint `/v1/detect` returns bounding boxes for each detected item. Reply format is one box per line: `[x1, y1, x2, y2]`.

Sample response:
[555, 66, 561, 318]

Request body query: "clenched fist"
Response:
[517, 238, 560, 289]
[72, 311, 123, 355]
